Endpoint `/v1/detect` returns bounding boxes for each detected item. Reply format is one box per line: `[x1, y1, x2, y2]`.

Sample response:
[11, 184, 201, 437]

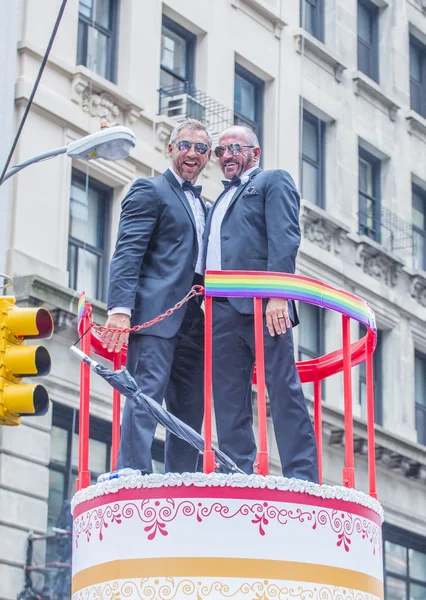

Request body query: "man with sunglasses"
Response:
[204, 125, 318, 483]
[101, 118, 211, 474]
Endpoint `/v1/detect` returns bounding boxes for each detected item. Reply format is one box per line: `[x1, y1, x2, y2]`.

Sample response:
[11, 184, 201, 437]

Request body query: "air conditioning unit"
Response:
[163, 93, 206, 122]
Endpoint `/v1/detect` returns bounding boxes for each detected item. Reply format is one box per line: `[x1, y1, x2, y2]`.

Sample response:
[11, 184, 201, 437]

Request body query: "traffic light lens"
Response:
[30, 385, 49, 416]
[34, 346, 51, 376]
[34, 309, 54, 339]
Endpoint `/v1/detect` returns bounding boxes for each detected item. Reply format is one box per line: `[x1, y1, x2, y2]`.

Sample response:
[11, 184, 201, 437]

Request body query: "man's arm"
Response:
[102, 179, 160, 352]
[264, 170, 301, 337]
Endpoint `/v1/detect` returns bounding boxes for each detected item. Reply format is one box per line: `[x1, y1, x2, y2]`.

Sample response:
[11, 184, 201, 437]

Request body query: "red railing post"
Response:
[254, 298, 269, 476]
[111, 352, 122, 471]
[342, 315, 355, 488]
[365, 337, 377, 499]
[203, 295, 215, 473]
[314, 373, 323, 485]
[77, 306, 91, 491]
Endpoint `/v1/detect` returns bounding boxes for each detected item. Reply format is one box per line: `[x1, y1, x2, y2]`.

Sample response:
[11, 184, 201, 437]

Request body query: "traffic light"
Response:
[0, 296, 53, 426]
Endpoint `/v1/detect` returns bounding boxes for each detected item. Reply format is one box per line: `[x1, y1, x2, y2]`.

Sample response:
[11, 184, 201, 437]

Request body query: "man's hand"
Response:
[101, 313, 131, 353]
[265, 298, 291, 337]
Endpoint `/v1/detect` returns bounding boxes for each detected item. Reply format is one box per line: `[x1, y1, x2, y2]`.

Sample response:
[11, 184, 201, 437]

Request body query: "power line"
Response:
[0, 0, 69, 184]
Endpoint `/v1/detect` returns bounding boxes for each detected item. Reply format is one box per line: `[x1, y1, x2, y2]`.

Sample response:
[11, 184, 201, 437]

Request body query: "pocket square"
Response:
[243, 186, 258, 198]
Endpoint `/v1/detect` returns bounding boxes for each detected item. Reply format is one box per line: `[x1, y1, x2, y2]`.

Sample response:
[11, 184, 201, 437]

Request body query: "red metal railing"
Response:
[75, 272, 377, 499]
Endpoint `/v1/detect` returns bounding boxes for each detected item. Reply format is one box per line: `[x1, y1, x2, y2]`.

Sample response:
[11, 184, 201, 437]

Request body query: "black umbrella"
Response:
[70, 346, 244, 474]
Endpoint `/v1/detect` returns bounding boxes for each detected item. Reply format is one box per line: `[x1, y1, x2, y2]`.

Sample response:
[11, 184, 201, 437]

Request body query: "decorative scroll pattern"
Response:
[71, 473, 384, 520]
[72, 578, 380, 600]
[73, 498, 381, 555]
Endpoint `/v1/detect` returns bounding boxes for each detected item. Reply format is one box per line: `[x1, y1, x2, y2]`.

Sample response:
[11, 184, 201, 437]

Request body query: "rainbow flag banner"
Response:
[204, 271, 376, 331]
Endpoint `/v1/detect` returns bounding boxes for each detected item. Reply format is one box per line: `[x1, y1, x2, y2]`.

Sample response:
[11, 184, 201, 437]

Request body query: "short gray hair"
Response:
[219, 125, 260, 148]
[169, 118, 212, 147]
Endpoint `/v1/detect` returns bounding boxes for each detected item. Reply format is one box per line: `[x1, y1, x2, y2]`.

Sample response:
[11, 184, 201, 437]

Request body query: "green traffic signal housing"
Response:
[0, 297, 54, 426]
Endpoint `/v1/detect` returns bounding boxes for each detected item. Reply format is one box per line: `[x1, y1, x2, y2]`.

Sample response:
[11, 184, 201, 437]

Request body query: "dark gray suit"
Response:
[108, 169, 205, 473]
[204, 168, 318, 482]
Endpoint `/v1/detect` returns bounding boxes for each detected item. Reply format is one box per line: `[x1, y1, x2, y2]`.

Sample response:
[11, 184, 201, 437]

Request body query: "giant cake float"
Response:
[72, 272, 382, 599]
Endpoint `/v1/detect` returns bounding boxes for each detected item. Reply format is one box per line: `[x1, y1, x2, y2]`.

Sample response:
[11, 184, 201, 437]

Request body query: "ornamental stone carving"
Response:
[82, 90, 121, 125]
[410, 275, 426, 307]
[301, 203, 348, 254]
[355, 242, 402, 287]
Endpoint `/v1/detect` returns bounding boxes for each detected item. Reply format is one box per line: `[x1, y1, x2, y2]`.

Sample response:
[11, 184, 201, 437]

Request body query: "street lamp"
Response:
[1, 125, 136, 184]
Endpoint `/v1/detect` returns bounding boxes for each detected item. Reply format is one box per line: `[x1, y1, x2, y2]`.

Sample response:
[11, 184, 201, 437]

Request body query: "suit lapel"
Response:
[226, 167, 262, 213]
[163, 169, 196, 230]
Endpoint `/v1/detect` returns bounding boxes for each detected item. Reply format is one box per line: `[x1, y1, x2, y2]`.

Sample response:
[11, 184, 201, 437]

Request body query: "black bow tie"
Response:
[222, 175, 241, 190]
[182, 181, 202, 199]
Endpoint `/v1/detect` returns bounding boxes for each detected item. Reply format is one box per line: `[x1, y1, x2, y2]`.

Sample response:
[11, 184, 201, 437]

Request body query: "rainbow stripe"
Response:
[204, 271, 376, 331]
[78, 292, 86, 326]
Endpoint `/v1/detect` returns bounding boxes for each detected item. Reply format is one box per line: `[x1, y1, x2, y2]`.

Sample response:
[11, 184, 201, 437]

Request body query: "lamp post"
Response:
[0, 125, 136, 184]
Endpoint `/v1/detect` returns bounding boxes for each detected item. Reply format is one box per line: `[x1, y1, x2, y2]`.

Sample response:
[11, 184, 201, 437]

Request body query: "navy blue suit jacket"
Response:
[107, 169, 207, 338]
[204, 167, 300, 325]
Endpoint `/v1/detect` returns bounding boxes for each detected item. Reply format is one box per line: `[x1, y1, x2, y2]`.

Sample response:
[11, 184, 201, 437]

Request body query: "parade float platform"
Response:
[71, 472, 384, 600]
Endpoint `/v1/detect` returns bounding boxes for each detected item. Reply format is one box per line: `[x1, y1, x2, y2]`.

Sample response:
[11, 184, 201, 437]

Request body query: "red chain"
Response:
[88, 285, 205, 334]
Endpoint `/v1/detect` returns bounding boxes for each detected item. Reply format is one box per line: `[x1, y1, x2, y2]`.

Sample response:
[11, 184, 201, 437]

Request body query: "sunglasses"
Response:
[214, 143, 255, 158]
[174, 140, 209, 155]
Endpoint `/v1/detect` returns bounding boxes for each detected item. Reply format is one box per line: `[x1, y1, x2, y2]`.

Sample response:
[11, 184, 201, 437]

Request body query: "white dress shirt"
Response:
[205, 167, 257, 271]
[108, 169, 205, 317]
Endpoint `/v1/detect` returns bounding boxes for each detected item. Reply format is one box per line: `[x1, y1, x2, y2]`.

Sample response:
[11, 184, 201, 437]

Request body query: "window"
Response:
[46, 402, 112, 562]
[413, 186, 426, 271]
[358, 148, 381, 242]
[234, 64, 264, 145]
[410, 36, 426, 119]
[160, 16, 195, 92]
[415, 352, 426, 445]
[77, 0, 118, 82]
[359, 326, 383, 425]
[300, 0, 324, 42]
[357, 0, 379, 82]
[383, 524, 426, 600]
[298, 302, 325, 397]
[68, 170, 111, 302]
[301, 110, 325, 207]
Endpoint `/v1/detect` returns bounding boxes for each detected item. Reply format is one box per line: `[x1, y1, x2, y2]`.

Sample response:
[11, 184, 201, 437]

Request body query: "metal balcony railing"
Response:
[158, 83, 234, 135]
[358, 205, 414, 255]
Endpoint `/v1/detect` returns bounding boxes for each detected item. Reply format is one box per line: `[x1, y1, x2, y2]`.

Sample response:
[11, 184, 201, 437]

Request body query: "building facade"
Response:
[1, 0, 426, 598]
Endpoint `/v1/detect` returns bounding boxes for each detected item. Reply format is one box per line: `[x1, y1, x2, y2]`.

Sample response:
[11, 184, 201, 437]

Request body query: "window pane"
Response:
[161, 26, 187, 79]
[358, 40, 371, 76]
[302, 160, 319, 205]
[386, 576, 407, 600]
[50, 426, 68, 465]
[415, 356, 426, 407]
[79, 0, 92, 19]
[76, 248, 99, 298]
[413, 192, 425, 229]
[411, 583, 426, 600]
[359, 158, 373, 196]
[95, 0, 111, 29]
[298, 303, 320, 355]
[68, 243, 77, 290]
[413, 230, 425, 270]
[411, 43, 422, 82]
[47, 471, 65, 533]
[87, 28, 108, 79]
[89, 438, 108, 475]
[70, 179, 104, 248]
[77, 20, 87, 66]
[386, 541, 408, 576]
[358, 3, 372, 44]
[410, 549, 426, 583]
[304, 2, 314, 32]
[412, 80, 422, 116]
[303, 119, 318, 162]
[235, 74, 256, 121]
